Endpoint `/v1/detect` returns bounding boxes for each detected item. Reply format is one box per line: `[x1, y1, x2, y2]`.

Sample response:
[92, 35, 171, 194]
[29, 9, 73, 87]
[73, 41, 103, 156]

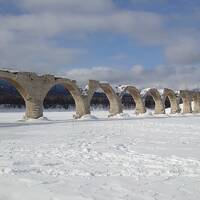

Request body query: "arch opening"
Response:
[43, 84, 75, 110]
[88, 81, 122, 117]
[43, 79, 89, 119]
[144, 95, 155, 110]
[43, 83, 77, 119]
[121, 92, 136, 110]
[120, 86, 146, 114]
[162, 88, 180, 114]
[0, 78, 26, 112]
[164, 96, 171, 108]
[164, 96, 171, 114]
[90, 87, 110, 118]
[143, 89, 165, 114]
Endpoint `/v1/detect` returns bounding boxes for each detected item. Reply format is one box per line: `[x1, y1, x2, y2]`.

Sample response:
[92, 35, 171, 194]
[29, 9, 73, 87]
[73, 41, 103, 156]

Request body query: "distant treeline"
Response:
[0, 80, 170, 109]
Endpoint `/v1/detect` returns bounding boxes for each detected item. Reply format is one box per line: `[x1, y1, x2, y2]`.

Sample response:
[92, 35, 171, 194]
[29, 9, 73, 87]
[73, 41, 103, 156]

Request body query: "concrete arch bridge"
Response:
[0, 69, 199, 119]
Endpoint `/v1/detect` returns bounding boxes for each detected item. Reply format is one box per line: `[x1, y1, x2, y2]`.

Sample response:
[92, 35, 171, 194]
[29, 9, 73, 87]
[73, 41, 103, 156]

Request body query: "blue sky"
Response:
[0, 0, 200, 89]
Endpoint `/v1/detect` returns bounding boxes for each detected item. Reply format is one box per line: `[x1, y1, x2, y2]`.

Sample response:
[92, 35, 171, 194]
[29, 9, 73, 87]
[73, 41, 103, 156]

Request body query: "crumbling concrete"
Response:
[0, 69, 199, 119]
[0, 70, 89, 119]
[179, 90, 192, 113]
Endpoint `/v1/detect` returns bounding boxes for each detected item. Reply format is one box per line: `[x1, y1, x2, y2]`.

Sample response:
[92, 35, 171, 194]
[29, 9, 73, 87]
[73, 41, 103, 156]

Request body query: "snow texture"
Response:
[140, 88, 151, 97]
[117, 85, 130, 93]
[0, 109, 200, 200]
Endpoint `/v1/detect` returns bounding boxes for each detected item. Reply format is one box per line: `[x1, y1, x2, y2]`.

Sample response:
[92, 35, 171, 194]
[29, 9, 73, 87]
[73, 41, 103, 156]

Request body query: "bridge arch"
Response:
[163, 88, 180, 114]
[0, 76, 27, 101]
[119, 86, 146, 114]
[142, 88, 165, 114]
[43, 78, 89, 119]
[87, 80, 122, 117]
[0, 74, 29, 118]
[0, 70, 54, 119]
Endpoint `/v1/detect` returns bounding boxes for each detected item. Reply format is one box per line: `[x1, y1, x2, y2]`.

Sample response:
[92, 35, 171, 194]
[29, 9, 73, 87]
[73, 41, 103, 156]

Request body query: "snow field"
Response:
[0, 109, 200, 199]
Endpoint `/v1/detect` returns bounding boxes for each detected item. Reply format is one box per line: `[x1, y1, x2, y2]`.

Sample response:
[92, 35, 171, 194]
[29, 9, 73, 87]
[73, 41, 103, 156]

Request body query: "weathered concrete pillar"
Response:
[0, 70, 55, 119]
[21, 73, 55, 119]
[191, 91, 200, 113]
[143, 88, 165, 114]
[179, 90, 192, 113]
[73, 95, 90, 119]
[163, 88, 180, 114]
[119, 85, 146, 114]
[100, 83, 122, 116]
[0, 70, 91, 119]
[87, 80, 122, 116]
[25, 99, 43, 119]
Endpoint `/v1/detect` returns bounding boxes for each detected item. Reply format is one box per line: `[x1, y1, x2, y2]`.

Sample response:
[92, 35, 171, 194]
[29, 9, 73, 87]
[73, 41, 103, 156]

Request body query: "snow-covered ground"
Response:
[0, 109, 200, 200]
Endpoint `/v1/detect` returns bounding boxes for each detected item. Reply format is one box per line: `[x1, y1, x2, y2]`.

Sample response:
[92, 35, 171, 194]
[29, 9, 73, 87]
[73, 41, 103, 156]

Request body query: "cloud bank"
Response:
[0, 0, 200, 89]
[64, 65, 200, 90]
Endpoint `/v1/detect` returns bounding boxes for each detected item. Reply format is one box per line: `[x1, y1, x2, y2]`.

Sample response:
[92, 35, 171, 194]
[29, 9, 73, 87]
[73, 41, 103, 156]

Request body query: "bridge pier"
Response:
[73, 96, 90, 119]
[192, 92, 200, 113]
[179, 90, 192, 113]
[25, 99, 44, 119]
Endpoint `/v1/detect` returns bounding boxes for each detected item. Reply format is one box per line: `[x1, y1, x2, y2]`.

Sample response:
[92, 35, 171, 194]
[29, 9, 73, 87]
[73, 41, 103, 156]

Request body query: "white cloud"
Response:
[0, 36, 85, 73]
[165, 38, 200, 64]
[0, 30, 14, 48]
[131, 65, 144, 75]
[64, 65, 200, 89]
[0, 0, 200, 84]
[0, 3, 166, 72]
[111, 53, 128, 61]
[0, 11, 164, 40]
[17, 0, 114, 13]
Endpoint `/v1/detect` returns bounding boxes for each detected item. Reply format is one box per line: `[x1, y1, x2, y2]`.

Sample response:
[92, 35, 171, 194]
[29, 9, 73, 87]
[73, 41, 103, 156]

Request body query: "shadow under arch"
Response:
[0, 77, 27, 101]
[120, 86, 146, 114]
[43, 84, 75, 109]
[43, 78, 89, 119]
[163, 88, 180, 114]
[142, 88, 165, 114]
[90, 87, 110, 115]
[0, 77, 27, 117]
[121, 92, 136, 110]
[87, 80, 122, 117]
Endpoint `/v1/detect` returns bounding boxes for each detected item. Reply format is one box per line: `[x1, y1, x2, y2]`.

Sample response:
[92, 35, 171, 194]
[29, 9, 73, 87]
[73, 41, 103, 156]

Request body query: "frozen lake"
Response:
[0, 110, 200, 200]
